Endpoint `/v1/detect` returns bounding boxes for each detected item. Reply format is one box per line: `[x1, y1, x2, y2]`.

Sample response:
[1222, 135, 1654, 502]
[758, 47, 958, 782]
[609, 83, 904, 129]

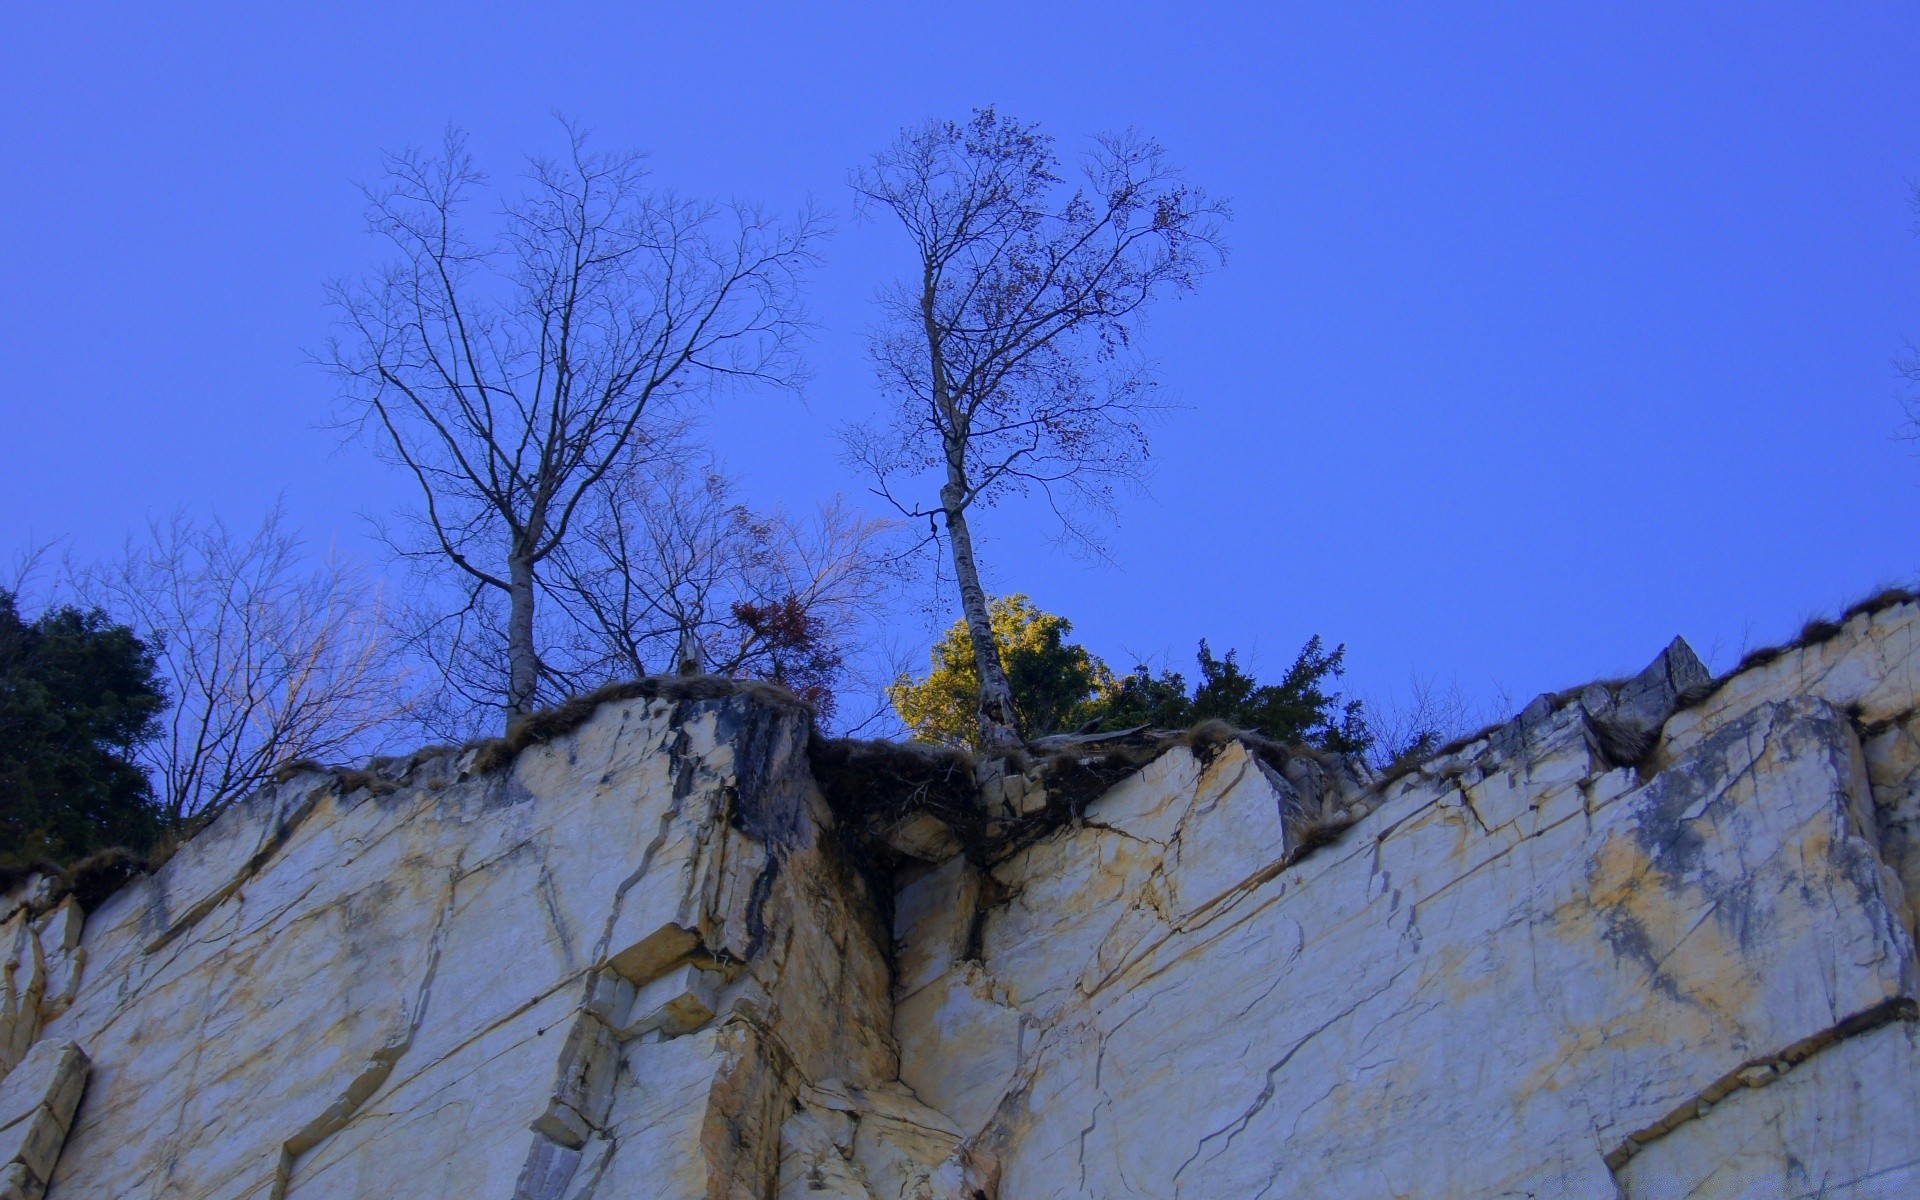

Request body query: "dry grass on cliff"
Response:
[268, 674, 813, 786]
[1367, 584, 1920, 797]
[810, 718, 1365, 874]
[1728, 585, 1919, 675]
[0, 841, 191, 916]
[465, 675, 810, 776]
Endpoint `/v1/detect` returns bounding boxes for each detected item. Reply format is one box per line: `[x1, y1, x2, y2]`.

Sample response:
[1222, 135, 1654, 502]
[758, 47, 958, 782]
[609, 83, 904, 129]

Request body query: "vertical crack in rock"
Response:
[590, 725, 698, 974]
[535, 863, 575, 974]
[1074, 1038, 1110, 1193]
[1453, 783, 1494, 836]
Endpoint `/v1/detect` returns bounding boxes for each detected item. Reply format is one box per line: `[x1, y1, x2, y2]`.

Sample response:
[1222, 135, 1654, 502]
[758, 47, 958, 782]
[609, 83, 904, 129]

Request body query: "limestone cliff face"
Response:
[4, 602, 1920, 1198]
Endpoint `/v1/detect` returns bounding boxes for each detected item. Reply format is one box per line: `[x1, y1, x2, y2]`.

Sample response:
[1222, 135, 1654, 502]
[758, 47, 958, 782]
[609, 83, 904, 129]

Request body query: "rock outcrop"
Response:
[4, 600, 1919, 1197]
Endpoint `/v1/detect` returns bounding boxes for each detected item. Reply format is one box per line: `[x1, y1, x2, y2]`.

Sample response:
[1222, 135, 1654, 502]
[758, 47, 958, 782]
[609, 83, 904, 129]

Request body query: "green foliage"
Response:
[0, 591, 166, 866]
[1094, 638, 1370, 752]
[889, 595, 1112, 748]
[890, 595, 1370, 754]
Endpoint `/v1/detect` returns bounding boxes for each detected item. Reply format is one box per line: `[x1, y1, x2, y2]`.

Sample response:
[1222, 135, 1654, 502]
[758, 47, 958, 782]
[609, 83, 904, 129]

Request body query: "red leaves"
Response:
[731, 595, 844, 718]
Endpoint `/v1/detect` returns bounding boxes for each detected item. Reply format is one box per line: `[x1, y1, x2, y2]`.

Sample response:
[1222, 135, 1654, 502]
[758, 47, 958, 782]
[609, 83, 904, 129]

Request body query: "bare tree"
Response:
[3, 540, 56, 602]
[73, 510, 408, 825]
[847, 108, 1226, 751]
[543, 452, 900, 720]
[1360, 674, 1513, 772]
[326, 123, 821, 724]
[1901, 183, 1920, 436]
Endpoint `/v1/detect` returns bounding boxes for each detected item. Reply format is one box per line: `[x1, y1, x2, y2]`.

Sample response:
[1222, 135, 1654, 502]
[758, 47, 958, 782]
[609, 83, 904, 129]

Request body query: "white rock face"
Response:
[3, 602, 1919, 1197]
[11, 690, 911, 1199]
[888, 603, 1920, 1198]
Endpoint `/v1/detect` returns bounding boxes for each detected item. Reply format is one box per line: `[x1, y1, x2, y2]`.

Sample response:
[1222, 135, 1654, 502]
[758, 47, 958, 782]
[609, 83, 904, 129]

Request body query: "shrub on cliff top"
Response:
[889, 595, 1370, 754]
[1096, 638, 1372, 754]
[889, 595, 1110, 749]
[0, 590, 166, 866]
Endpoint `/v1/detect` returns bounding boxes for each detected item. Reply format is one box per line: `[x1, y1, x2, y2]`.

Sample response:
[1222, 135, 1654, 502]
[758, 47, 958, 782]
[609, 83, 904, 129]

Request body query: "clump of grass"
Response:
[1842, 586, 1919, 624]
[468, 675, 810, 777]
[61, 848, 147, 911]
[1798, 617, 1844, 646]
[330, 769, 399, 798]
[1, 832, 207, 917]
[1721, 585, 1920, 683]
[270, 758, 326, 784]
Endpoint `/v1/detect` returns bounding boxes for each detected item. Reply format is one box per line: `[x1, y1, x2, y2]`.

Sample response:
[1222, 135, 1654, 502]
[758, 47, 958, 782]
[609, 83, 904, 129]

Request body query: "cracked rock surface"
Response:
[3, 602, 1920, 1197]
[888, 604, 1920, 1198]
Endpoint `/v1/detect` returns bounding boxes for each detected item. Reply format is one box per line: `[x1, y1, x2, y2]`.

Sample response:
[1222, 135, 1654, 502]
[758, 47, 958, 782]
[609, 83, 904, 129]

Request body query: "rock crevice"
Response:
[4, 602, 1920, 1197]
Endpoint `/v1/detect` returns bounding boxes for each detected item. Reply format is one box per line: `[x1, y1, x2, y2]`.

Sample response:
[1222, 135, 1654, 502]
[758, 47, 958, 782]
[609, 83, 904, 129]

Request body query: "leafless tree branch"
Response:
[844, 107, 1226, 749]
[323, 121, 823, 724]
[71, 508, 414, 825]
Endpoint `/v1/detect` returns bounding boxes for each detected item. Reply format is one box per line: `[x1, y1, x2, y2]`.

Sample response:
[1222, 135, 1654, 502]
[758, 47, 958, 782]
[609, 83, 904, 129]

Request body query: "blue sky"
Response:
[4, 2, 1917, 719]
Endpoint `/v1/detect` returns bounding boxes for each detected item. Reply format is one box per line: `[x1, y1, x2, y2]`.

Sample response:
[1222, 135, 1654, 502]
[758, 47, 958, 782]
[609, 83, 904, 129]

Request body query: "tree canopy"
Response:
[328, 124, 821, 726]
[889, 595, 1370, 754]
[0, 591, 166, 865]
[889, 595, 1109, 749]
[849, 108, 1225, 750]
[1096, 638, 1372, 754]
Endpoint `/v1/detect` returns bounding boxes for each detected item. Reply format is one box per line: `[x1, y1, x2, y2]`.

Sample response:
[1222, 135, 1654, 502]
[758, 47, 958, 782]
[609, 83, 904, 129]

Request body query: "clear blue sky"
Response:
[4, 2, 1917, 716]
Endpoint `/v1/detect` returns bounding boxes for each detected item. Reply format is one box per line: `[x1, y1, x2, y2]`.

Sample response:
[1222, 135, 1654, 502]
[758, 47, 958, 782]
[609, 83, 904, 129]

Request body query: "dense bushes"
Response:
[1094, 637, 1370, 753]
[889, 595, 1370, 754]
[0, 591, 166, 867]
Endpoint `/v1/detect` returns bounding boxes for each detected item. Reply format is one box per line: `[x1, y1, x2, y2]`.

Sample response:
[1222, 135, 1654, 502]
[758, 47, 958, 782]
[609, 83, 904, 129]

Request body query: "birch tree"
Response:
[847, 108, 1225, 751]
[327, 124, 820, 724]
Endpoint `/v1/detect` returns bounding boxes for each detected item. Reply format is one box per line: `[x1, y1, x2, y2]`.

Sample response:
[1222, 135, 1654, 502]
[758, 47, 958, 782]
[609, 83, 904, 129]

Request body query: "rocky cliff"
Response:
[4, 599, 1920, 1198]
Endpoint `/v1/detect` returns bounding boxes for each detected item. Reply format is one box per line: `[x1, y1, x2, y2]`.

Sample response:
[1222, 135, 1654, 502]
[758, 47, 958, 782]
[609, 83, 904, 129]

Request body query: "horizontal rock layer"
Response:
[1, 602, 1916, 1197]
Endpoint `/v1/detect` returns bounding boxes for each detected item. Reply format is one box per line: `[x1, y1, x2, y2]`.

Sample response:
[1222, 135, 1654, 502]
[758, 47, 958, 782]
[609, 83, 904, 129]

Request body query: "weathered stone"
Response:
[0, 1042, 85, 1138]
[0, 1114, 61, 1190]
[1618, 1019, 1920, 1198]
[620, 962, 724, 1036]
[885, 812, 963, 861]
[777, 1107, 872, 1199]
[511, 1136, 581, 1200]
[1583, 635, 1713, 764]
[603, 919, 699, 986]
[1010, 775, 1049, 816]
[1165, 742, 1295, 918]
[892, 855, 980, 1000]
[10, 603, 1920, 1197]
[0, 1040, 85, 1194]
[894, 963, 1024, 1136]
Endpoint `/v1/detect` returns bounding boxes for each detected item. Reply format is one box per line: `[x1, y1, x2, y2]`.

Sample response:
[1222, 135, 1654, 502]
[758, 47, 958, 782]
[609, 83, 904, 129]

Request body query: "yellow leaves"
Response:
[888, 595, 1112, 749]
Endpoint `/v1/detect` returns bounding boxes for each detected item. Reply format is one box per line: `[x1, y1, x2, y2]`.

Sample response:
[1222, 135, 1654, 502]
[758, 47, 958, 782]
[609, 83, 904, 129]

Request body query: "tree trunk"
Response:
[505, 552, 539, 724]
[942, 483, 1022, 752]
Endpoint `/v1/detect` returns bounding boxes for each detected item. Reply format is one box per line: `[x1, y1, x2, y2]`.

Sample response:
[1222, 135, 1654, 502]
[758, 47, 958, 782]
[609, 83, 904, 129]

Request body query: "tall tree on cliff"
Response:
[846, 109, 1226, 752]
[0, 591, 166, 864]
[327, 124, 820, 725]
